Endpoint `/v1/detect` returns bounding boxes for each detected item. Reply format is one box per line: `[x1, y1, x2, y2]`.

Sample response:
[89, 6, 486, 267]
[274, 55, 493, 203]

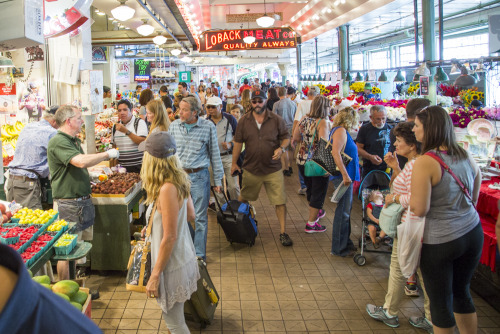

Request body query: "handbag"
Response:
[125, 201, 158, 292]
[379, 202, 405, 238]
[425, 152, 476, 209]
[304, 119, 327, 177]
[311, 128, 352, 176]
[397, 207, 425, 278]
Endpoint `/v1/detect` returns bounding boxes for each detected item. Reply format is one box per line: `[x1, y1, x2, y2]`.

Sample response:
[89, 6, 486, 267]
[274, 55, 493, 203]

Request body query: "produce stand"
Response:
[52, 242, 93, 279]
[90, 183, 145, 271]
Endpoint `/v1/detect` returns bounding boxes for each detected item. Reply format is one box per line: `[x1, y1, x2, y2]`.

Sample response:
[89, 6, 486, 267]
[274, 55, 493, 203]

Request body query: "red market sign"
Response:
[198, 27, 297, 52]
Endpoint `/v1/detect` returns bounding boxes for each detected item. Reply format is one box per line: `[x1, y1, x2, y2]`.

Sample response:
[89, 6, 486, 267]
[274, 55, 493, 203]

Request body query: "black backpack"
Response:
[112, 117, 141, 137]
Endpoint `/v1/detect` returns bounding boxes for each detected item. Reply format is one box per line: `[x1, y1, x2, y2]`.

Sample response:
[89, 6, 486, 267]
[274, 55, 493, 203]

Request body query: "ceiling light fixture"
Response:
[378, 70, 388, 82]
[394, 70, 405, 82]
[243, 9, 256, 44]
[454, 66, 476, 87]
[115, 46, 124, 51]
[434, 67, 449, 82]
[171, 49, 181, 56]
[124, 49, 135, 56]
[256, 0, 275, 28]
[450, 61, 461, 75]
[355, 72, 363, 81]
[136, 50, 146, 57]
[153, 31, 167, 45]
[137, 19, 154, 36]
[111, 0, 135, 21]
[345, 72, 352, 82]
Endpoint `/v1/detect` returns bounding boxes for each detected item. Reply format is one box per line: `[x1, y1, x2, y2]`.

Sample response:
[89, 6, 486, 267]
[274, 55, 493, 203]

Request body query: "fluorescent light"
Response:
[111, 1, 135, 21]
[153, 35, 167, 45]
[256, 14, 275, 28]
[137, 23, 154, 36]
[171, 49, 181, 56]
[243, 36, 256, 44]
[180, 56, 192, 63]
[96, 11, 105, 16]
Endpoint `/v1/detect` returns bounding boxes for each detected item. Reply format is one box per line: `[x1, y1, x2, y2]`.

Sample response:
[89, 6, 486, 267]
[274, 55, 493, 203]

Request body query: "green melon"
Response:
[41, 283, 52, 290]
[70, 301, 83, 311]
[55, 292, 70, 302]
[52, 280, 79, 298]
[32, 275, 50, 285]
[28, 270, 33, 278]
[71, 290, 88, 305]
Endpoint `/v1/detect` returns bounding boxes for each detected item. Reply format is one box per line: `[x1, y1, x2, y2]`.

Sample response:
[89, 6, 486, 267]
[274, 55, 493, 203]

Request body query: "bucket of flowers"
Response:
[458, 88, 485, 107]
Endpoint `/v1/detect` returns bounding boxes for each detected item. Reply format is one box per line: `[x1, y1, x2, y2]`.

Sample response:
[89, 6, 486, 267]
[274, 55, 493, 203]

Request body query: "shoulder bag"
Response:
[304, 119, 328, 177]
[125, 201, 158, 292]
[379, 201, 405, 238]
[311, 127, 352, 176]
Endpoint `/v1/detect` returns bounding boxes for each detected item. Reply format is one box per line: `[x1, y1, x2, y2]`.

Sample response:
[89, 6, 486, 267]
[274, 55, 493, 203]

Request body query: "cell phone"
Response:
[232, 170, 241, 176]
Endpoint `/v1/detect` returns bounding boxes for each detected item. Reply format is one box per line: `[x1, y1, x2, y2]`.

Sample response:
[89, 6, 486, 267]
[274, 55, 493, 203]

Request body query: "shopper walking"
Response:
[168, 96, 224, 261]
[145, 100, 171, 134]
[273, 87, 297, 176]
[366, 122, 433, 332]
[266, 87, 280, 112]
[330, 107, 360, 257]
[240, 89, 252, 113]
[138, 89, 154, 123]
[141, 131, 200, 334]
[410, 106, 482, 334]
[292, 95, 330, 233]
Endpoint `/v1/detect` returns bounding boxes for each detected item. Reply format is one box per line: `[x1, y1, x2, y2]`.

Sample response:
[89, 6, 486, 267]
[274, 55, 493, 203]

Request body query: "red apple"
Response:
[0, 204, 6, 214]
[5, 212, 12, 219]
[2, 214, 8, 224]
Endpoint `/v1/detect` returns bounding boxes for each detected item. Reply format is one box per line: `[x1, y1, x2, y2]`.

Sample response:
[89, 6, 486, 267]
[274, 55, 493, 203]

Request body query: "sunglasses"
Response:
[251, 99, 264, 104]
[206, 105, 218, 109]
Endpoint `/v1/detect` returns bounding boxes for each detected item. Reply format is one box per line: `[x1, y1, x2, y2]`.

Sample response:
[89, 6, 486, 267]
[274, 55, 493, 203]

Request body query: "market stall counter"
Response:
[90, 173, 145, 271]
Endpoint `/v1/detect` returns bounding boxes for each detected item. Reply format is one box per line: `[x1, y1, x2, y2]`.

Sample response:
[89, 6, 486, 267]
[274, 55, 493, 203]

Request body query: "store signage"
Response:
[199, 27, 297, 52]
[92, 46, 107, 63]
[179, 71, 191, 83]
[419, 76, 429, 96]
[80, 70, 103, 115]
[134, 59, 151, 82]
[0, 84, 17, 114]
[44, 0, 89, 38]
[116, 60, 131, 84]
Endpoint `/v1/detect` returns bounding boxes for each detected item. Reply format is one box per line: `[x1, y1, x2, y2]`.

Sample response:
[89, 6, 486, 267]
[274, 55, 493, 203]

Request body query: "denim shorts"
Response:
[56, 198, 95, 235]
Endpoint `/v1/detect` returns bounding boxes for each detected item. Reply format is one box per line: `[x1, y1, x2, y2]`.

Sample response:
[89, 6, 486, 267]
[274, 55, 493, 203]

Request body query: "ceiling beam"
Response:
[210, 0, 306, 4]
[162, 0, 198, 49]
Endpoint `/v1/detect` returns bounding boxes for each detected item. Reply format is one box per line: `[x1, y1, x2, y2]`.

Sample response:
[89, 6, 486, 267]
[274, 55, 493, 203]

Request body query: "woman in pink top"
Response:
[366, 122, 433, 331]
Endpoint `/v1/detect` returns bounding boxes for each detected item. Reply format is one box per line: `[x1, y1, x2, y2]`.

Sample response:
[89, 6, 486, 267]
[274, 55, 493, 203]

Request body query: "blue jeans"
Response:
[189, 168, 210, 259]
[331, 181, 354, 256]
[298, 168, 306, 189]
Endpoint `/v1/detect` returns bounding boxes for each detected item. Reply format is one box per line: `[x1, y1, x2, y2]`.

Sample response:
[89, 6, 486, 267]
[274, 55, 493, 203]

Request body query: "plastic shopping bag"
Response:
[397, 208, 425, 278]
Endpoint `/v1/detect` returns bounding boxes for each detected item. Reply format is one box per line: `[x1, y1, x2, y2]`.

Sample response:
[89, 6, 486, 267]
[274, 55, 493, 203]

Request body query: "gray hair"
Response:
[55, 105, 77, 127]
[370, 105, 387, 115]
[308, 86, 319, 97]
[181, 96, 202, 115]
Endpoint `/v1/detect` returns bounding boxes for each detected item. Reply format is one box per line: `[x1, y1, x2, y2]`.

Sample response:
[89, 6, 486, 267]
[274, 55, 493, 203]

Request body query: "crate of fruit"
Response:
[54, 234, 78, 255]
[0, 234, 20, 245]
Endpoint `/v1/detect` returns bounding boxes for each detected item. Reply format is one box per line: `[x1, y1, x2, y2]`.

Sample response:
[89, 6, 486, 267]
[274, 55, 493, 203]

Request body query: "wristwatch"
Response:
[125, 130, 131, 136]
[281, 147, 286, 153]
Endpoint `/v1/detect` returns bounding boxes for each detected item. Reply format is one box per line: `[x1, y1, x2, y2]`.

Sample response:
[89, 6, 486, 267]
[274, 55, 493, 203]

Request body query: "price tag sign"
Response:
[3, 142, 15, 157]
[419, 76, 429, 96]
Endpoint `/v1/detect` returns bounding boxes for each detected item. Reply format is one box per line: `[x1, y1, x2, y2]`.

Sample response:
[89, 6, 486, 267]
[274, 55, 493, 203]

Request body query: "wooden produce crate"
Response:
[91, 181, 141, 198]
[80, 287, 92, 319]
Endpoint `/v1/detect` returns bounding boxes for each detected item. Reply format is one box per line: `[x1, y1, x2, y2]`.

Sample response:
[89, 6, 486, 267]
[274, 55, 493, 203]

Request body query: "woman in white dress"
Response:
[141, 131, 200, 333]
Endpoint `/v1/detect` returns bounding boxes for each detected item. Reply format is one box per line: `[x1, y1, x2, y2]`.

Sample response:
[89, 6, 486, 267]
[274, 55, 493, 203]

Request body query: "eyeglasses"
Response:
[251, 99, 264, 104]
[206, 105, 218, 109]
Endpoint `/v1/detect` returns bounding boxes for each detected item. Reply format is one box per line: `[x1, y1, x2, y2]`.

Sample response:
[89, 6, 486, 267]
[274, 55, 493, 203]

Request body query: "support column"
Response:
[296, 44, 302, 91]
[421, 0, 437, 104]
[337, 25, 349, 97]
[315, 37, 319, 74]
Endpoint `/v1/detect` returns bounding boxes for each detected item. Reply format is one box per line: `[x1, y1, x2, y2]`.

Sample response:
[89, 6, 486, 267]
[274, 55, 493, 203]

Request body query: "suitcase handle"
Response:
[211, 187, 237, 218]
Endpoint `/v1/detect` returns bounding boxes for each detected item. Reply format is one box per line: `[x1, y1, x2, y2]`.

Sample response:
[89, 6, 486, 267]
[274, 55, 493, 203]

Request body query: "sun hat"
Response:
[206, 96, 222, 106]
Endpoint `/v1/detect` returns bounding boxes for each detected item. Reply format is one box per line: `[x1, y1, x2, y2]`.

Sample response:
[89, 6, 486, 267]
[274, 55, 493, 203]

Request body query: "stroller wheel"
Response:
[354, 254, 366, 266]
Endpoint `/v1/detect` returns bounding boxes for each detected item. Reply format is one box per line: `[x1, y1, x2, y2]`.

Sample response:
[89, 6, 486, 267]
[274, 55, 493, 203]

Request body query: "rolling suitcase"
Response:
[184, 257, 219, 328]
[212, 188, 258, 246]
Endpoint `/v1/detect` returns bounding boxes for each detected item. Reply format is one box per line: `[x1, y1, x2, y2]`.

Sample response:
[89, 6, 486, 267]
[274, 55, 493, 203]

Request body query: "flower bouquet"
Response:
[436, 95, 453, 107]
[372, 87, 381, 94]
[323, 84, 339, 96]
[484, 105, 500, 121]
[349, 82, 366, 93]
[458, 88, 484, 107]
[438, 83, 460, 97]
[447, 105, 487, 128]
[302, 86, 309, 96]
[407, 83, 420, 95]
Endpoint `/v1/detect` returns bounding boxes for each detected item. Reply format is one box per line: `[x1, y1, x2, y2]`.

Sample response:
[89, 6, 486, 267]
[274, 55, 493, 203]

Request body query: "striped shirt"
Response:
[168, 117, 224, 186]
[391, 158, 415, 223]
[112, 115, 148, 168]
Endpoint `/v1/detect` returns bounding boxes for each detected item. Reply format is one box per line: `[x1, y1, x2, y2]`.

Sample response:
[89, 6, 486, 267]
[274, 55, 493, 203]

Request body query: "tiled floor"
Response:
[86, 169, 500, 333]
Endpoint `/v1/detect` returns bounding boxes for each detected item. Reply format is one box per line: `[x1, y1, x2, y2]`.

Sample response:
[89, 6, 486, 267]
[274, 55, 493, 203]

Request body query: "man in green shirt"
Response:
[48, 105, 119, 280]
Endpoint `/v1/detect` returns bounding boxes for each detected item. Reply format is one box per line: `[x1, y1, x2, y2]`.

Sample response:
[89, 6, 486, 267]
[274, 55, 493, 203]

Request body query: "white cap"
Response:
[206, 96, 222, 106]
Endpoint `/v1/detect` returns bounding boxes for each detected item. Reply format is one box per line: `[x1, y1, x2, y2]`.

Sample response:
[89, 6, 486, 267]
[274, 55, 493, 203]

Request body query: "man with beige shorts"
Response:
[231, 89, 293, 247]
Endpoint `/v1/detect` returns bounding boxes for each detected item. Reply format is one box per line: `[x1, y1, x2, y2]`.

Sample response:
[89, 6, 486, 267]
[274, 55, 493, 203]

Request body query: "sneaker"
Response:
[280, 233, 293, 246]
[316, 209, 326, 220]
[304, 222, 327, 233]
[366, 304, 400, 328]
[374, 237, 381, 249]
[409, 316, 433, 333]
[208, 202, 217, 212]
[405, 282, 420, 297]
[297, 188, 307, 195]
[283, 169, 291, 176]
[288, 167, 293, 175]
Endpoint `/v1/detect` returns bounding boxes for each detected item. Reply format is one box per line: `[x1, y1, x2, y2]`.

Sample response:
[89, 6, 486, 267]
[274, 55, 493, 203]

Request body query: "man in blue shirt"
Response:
[0, 244, 101, 333]
[7, 105, 59, 209]
[168, 96, 224, 260]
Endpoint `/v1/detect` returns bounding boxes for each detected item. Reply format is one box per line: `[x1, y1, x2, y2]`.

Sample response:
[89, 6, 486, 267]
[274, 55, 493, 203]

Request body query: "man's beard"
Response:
[251, 105, 265, 114]
[374, 123, 385, 129]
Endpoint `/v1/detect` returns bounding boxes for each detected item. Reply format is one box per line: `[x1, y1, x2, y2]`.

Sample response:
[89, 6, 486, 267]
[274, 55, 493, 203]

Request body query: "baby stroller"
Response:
[354, 170, 392, 266]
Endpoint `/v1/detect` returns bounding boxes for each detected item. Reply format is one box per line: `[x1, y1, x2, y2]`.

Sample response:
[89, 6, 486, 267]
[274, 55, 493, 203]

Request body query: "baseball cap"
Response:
[206, 96, 222, 106]
[138, 131, 177, 158]
[286, 87, 296, 95]
[251, 90, 267, 100]
[47, 105, 59, 115]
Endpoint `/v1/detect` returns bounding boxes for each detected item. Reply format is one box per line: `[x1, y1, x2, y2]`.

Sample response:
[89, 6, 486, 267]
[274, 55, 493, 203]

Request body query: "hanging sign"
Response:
[115, 60, 130, 84]
[134, 59, 151, 82]
[198, 27, 297, 52]
[44, 0, 90, 38]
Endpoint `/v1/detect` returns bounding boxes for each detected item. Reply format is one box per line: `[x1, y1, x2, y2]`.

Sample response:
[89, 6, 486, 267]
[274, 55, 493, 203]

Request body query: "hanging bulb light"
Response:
[137, 19, 155, 36]
[355, 72, 363, 81]
[378, 70, 388, 82]
[111, 0, 135, 21]
[153, 31, 167, 45]
[434, 67, 449, 82]
[345, 72, 352, 82]
[136, 50, 146, 57]
[394, 70, 405, 82]
[454, 66, 476, 87]
[450, 62, 461, 75]
[243, 9, 256, 44]
[364, 72, 370, 82]
[124, 48, 135, 56]
[115, 45, 124, 51]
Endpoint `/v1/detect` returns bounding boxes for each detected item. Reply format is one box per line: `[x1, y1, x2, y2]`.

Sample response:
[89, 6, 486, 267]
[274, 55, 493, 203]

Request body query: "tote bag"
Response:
[304, 119, 327, 177]
[397, 207, 425, 278]
[379, 202, 405, 238]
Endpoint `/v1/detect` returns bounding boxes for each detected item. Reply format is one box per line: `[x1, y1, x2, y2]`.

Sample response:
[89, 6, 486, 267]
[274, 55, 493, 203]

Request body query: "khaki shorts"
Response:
[240, 169, 286, 206]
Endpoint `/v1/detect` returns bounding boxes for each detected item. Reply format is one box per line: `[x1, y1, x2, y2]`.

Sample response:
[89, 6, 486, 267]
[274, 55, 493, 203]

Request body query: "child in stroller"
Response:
[366, 190, 387, 249]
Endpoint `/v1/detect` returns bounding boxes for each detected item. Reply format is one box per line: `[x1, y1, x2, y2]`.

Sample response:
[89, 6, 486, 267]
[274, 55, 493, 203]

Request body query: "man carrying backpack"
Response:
[112, 99, 148, 173]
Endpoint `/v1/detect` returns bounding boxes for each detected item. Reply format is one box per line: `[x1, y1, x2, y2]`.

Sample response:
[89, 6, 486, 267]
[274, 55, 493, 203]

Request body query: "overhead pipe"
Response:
[135, 0, 190, 53]
[413, 0, 419, 63]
